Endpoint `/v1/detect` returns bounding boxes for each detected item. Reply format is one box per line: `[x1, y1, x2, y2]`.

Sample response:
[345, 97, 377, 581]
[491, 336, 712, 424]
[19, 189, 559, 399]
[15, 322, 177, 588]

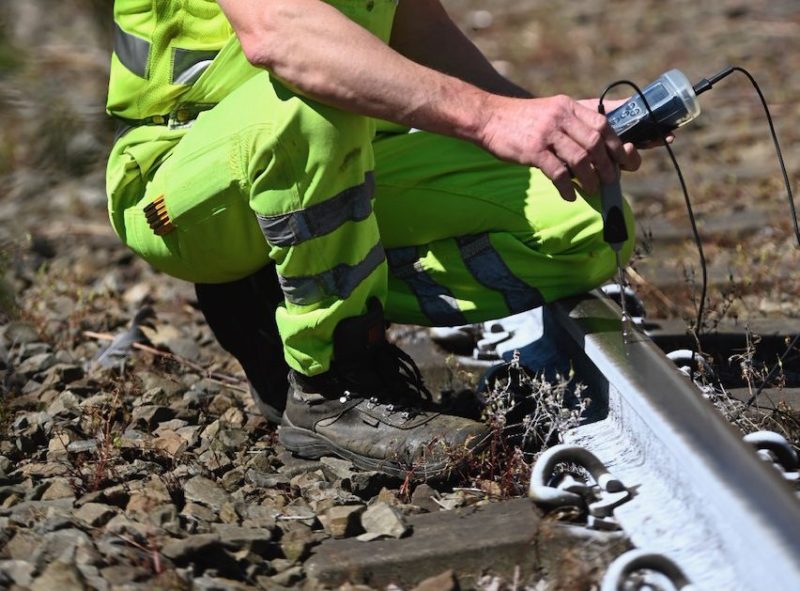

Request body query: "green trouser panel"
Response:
[107, 73, 386, 377]
[371, 131, 635, 326]
[104, 1, 632, 377]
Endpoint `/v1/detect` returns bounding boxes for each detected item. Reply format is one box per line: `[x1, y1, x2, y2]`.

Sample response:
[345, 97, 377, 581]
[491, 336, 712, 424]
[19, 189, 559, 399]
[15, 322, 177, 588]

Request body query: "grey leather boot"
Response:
[279, 299, 490, 479]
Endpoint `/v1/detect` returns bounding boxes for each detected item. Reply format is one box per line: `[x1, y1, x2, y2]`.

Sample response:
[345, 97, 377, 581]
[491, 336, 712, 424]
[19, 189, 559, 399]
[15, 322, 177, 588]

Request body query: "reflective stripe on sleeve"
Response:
[456, 233, 543, 314]
[114, 23, 151, 79]
[278, 241, 385, 306]
[172, 48, 219, 84]
[257, 174, 375, 247]
[386, 246, 467, 326]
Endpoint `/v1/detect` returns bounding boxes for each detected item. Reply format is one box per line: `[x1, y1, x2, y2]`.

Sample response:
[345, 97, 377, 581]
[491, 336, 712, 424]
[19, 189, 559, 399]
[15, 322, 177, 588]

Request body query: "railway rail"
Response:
[534, 291, 800, 590]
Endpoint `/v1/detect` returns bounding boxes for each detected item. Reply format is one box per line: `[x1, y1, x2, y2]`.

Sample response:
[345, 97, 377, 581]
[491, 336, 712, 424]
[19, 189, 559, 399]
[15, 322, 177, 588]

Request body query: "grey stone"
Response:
[4, 321, 41, 345]
[323, 504, 366, 539]
[75, 484, 129, 508]
[116, 427, 153, 449]
[280, 527, 315, 563]
[74, 564, 109, 591]
[176, 425, 201, 448]
[219, 501, 242, 525]
[16, 352, 56, 375]
[246, 469, 289, 489]
[138, 372, 187, 398]
[181, 501, 218, 525]
[131, 405, 175, 429]
[197, 448, 232, 472]
[30, 560, 87, 591]
[103, 513, 158, 539]
[220, 468, 245, 492]
[154, 418, 189, 433]
[345, 471, 393, 500]
[270, 565, 304, 587]
[100, 564, 148, 586]
[5, 530, 40, 560]
[216, 427, 248, 450]
[13, 411, 51, 435]
[31, 529, 95, 570]
[192, 575, 251, 591]
[165, 337, 200, 361]
[46, 391, 81, 417]
[411, 569, 459, 591]
[277, 451, 323, 478]
[184, 476, 231, 511]
[0, 485, 28, 505]
[360, 502, 409, 539]
[125, 475, 172, 519]
[211, 524, 274, 549]
[34, 511, 75, 534]
[8, 499, 75, 527]
[73, 502, 118, 527]
[67, 439, 99, 454]
[40, 477, 76, 501]
[242, 505, 277, 530]
[0, 560, 35, 586]
[161, 533, 221, 562]
[319, 457, 356, 480]
[411, 484, 442, 514]
[149, 503, 178, 527]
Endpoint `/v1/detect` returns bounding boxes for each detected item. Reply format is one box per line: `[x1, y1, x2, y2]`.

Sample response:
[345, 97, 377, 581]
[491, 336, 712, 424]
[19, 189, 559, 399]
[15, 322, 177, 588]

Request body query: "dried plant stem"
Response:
[82, 330, 248, 393]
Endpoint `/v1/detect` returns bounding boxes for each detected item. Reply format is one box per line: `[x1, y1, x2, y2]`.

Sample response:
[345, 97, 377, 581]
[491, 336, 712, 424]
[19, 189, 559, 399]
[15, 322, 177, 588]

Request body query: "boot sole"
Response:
[278, 416, 457, 481]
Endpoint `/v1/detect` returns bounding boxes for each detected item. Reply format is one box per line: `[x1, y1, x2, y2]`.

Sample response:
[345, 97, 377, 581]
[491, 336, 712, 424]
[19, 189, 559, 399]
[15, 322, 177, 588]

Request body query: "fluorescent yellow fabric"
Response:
[105, 0, 633, 376]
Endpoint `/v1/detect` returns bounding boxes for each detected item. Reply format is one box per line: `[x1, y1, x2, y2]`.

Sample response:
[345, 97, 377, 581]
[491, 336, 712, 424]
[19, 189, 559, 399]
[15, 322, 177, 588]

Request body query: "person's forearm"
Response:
[218, 0, 491, 143]
[389, 0, 531, 99]
[217, 0, 642, 203]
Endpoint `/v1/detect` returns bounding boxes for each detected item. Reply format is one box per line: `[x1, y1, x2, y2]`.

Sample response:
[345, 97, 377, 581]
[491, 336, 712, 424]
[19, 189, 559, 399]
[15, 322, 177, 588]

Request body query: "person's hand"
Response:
[478, 94, 642, 201]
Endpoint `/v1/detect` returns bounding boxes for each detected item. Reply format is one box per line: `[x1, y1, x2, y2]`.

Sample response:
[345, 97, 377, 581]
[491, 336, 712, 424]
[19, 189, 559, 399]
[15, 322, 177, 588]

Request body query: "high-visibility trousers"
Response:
[106, 73, 634, 376]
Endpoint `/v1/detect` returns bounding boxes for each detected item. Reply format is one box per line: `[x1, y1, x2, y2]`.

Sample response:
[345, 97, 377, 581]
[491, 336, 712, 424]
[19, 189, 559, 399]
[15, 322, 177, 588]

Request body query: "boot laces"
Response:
[335, 341, 433, 418]
[374, 342, 433, 416]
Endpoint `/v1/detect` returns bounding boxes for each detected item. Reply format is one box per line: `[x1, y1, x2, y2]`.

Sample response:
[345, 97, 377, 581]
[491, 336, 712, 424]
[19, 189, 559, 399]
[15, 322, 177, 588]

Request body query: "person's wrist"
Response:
[466, 89, 501, 147]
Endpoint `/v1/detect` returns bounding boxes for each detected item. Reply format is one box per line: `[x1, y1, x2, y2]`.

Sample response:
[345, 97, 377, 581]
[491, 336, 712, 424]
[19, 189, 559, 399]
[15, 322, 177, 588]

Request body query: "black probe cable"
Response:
[598, 80, 709, 342]
[694, 66, 800, 248]
[601, 67, 799, 409]
[698, 66, 800, 411]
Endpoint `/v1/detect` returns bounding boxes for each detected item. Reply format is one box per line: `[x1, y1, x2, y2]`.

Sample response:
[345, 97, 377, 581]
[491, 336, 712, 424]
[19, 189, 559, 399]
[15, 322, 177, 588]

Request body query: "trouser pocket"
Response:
[125, 129, 270, 284]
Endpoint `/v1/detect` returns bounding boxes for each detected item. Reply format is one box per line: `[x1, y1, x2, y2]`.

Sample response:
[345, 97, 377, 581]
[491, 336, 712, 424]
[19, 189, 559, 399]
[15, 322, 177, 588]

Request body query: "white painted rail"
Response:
[547, 292, 800, 590]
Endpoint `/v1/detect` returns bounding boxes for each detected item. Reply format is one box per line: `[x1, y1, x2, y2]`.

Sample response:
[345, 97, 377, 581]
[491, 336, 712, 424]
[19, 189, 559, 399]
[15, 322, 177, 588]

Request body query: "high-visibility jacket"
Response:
[107, 0, 400, 128]
[106, 0, 259, 127]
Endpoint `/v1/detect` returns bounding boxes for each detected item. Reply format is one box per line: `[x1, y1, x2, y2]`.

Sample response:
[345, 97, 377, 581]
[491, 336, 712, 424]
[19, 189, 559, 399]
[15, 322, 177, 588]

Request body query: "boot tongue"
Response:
[331, 299, 388, 391]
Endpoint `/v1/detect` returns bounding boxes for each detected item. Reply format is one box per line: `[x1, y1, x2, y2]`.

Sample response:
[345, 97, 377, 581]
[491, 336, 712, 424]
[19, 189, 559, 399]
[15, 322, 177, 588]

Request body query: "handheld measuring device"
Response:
[605, 69, 701, 147]
[597, 66, 741, 336]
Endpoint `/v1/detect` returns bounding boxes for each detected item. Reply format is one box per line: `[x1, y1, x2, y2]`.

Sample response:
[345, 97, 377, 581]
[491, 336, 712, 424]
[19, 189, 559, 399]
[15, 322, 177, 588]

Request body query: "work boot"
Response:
[195, 264, 288, 424]
[279, 299, 490, 479]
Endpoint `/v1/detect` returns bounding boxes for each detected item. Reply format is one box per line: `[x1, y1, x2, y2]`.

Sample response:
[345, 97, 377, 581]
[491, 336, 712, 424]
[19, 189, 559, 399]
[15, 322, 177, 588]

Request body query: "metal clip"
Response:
[529, 444, 631, 527]
[744, 431, 800, 484]
[601, 549, 694, 591]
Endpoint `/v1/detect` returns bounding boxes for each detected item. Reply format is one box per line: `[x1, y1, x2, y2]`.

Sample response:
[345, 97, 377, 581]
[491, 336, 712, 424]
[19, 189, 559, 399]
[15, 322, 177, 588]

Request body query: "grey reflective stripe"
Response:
[279, 242, 385, 305]
[114, 23, 150, 79]
[387, 247, 467, 326]
[172, 48, 219, 84]
[257, 174, 375, 247]
[456, 233, 543, 313]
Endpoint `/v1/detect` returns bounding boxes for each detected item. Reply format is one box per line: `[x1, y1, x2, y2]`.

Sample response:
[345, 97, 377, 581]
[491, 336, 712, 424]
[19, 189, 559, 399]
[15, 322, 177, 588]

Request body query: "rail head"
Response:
[547, 292, 800, 591]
